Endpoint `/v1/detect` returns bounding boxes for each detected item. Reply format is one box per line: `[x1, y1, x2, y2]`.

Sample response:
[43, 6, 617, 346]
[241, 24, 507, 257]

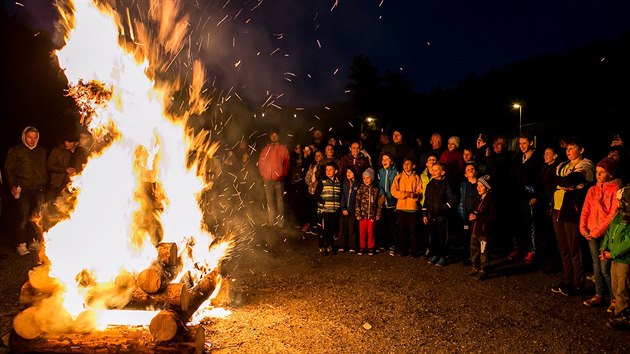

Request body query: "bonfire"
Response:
[8, 1, 230, 353]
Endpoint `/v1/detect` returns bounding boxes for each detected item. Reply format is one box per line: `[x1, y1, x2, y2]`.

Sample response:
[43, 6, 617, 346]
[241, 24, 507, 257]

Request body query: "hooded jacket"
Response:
[4, 126, 47, 190]
[580, 178, 622, 238]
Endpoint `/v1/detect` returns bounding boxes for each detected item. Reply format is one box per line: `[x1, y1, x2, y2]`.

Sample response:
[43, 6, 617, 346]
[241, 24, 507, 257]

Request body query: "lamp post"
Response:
[513, 103, 522, 135]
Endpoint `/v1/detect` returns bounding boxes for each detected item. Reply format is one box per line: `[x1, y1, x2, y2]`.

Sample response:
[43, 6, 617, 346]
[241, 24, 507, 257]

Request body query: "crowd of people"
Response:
[261, 127, 630, 331]
[1, 123, 629, 331]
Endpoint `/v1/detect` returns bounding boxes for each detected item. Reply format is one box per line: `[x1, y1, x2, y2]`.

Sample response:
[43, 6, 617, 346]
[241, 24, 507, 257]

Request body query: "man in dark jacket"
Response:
[4, 126, 48, 255]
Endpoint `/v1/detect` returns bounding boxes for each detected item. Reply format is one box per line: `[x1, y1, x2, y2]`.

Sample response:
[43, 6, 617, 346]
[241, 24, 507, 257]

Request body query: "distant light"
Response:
[513, 104, 521, 109]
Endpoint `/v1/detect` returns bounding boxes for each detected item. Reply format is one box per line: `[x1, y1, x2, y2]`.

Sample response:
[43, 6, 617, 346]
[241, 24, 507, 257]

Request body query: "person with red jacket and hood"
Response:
[258, 129, 290, 228]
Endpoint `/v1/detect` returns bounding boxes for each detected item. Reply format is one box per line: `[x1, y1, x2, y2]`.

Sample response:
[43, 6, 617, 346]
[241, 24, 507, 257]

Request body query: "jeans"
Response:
[16, 188, 45, 244]
[263, 180, 285, 227]
[588, 238, 612, 298]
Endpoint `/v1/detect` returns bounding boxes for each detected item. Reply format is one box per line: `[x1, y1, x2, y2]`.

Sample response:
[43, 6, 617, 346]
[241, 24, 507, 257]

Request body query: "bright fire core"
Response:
[31, 0, 229, 330]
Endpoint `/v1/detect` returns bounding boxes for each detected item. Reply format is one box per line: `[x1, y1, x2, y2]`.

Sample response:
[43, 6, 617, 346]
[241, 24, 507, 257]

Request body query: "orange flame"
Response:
[30, 0, 230, 330]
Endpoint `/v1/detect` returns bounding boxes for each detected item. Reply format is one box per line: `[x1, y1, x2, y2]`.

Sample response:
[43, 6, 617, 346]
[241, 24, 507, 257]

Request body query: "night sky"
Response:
[15, 0, 630, 107]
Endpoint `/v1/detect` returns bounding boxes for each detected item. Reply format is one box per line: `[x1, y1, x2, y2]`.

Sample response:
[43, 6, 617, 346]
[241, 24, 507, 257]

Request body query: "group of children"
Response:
[310, 141, 630, 330]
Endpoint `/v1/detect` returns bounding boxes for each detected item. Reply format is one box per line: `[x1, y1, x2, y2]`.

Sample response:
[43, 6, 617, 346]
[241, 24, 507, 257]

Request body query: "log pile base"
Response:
[8, 325, 206, 354]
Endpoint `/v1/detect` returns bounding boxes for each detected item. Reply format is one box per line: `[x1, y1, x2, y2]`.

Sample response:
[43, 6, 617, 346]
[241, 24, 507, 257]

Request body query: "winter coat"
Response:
[315, 175, 341, 214]
[340, 177, 359, 215]
[580, 178, 622, 238]
[553, 158, 594, 223]
[339, 154, 370, 178]
[47, 144, 88, 190]
[355, 183, 381, 220]
[601, 213, 630, 264]
[422, 177, 456, 219]
[377, 165, 398, 209]
[4, 144, 47, 190]
[439, 149, 464, 181]
[458, 180, 478, 220]
[258, 143, 290, 181]
[471, 193, 495, 239]
[390, 171, 423, 211]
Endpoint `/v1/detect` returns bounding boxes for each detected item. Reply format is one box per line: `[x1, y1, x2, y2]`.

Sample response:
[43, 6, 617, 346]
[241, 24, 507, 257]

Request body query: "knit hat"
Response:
[363, 168, 375, 181]
[597, 157, 617, 177]
[477, 175, 492, 191]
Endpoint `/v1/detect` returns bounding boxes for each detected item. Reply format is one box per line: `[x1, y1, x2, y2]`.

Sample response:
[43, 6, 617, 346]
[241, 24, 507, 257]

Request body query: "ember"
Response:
[9, 1, 231, 353]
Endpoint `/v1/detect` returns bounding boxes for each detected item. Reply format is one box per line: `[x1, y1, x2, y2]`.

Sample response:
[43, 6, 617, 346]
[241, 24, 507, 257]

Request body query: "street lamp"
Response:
[513, 103, 522, 135]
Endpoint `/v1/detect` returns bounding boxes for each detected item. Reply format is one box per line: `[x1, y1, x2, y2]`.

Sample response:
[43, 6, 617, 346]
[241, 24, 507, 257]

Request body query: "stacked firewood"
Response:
[9, 242, 220, 354]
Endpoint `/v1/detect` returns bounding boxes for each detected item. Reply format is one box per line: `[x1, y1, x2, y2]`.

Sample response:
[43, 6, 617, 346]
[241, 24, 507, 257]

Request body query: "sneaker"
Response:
[349, 249, 356, 253]
[608, 299, 616, 313]
[338, 248, 345, 253]
[368, 249, 375, 256]
[16, 243, 29, 256]
[28, 240, 41, 252]
[583, 295, 604, 307]
[468, 269, 479, 277]
[357, 249, 364, 256]
[326, 246, 334, 255]
[318, 248, 329, 256]
[435, 258, 447, 267]
[477, 271, 488, 281]
[523, 252, 535, 264]
[428, 256, 440, 265]
[507, 250, 520, 260]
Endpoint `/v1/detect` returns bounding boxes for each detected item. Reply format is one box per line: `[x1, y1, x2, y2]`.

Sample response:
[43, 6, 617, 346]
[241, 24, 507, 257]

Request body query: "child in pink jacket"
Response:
[580, 157, 622, 309]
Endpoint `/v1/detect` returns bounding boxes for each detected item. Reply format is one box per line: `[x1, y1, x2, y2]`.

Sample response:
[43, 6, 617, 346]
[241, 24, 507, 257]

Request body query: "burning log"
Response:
[28, 265, 60, 294]
[18, 282, 50, 305]
[156, 242, 179, 266]
[8, 325, 205, 353]
[12, 308, 42, 340]
[137, 263, 178, 294]
[149, 310, 181, 342]
[127, 283, 190, 312]
[182, 269, 219, 322]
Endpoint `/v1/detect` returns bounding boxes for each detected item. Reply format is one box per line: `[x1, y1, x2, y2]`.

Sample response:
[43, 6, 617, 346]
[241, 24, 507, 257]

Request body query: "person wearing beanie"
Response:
[391, 158, 423, 257]
[363, 167, 375, 181]
[579, 157, 622, 308]
[477, 175, 492, 191]
[597, 157, 618, 178]
[355, 165, 382, 255]
[4, 126, 48, 256]
[469, 174, 495, 280]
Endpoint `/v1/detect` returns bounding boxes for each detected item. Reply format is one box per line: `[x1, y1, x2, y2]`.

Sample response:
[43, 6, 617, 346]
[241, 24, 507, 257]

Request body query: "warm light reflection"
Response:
[19, 0, 231, 333]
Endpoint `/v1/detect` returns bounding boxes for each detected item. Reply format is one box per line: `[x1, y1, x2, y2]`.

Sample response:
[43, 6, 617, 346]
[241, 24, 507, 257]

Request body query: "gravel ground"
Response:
[2, 224, 630, 353]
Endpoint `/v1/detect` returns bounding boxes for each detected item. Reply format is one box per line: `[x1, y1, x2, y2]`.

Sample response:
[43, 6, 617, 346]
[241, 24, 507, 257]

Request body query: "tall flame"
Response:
[35, 0, 228, 328]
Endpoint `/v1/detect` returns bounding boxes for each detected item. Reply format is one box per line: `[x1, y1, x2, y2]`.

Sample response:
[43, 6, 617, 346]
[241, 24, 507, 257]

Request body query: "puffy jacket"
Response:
[601, 213, 630, 264]
[580, 178, 621, 238]
[391, 171, 423, 211]
[355, 183, 381, 220]
[4, 144, 47, 190]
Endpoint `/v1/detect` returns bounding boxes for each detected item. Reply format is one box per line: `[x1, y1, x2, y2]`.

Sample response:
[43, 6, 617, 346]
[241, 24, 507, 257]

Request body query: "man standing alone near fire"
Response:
[4, 126, 48, 255]
[258, 128, 290, 228]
